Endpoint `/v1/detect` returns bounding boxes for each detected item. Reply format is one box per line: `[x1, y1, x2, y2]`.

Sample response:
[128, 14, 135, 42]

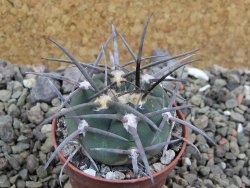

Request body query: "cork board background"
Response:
[0, 0, 249, 69]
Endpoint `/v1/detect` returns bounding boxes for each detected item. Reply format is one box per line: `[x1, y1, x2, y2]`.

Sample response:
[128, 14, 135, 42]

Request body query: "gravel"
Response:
[0, 60, 249, 188]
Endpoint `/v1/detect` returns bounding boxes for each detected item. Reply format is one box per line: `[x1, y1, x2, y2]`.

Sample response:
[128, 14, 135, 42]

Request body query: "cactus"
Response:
[27, 16, 215, 183]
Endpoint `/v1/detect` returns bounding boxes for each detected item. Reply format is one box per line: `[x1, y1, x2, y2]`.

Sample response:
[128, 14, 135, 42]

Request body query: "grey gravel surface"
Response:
[0, 58, 249, 188]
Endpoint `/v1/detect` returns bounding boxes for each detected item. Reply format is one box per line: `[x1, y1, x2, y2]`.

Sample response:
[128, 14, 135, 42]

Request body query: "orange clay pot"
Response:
[52, 110, 187, 188]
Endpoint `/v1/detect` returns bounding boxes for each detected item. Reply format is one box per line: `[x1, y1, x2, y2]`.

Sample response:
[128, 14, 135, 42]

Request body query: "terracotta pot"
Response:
[52, 110, 187, 188]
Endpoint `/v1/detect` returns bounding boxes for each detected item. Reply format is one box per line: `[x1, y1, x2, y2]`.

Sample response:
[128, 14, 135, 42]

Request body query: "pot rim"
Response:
[51, 109, 187, 184]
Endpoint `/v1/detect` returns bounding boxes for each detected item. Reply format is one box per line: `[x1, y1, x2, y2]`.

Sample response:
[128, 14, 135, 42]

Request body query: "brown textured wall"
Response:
[0, 0, 249, 69]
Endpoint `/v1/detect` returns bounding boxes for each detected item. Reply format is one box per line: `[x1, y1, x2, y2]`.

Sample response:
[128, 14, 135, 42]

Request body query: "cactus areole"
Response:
[26, 16, 216, 185]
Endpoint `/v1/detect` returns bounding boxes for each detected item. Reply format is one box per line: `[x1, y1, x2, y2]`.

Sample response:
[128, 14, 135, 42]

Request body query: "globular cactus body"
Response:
[65, 72, 171, 165]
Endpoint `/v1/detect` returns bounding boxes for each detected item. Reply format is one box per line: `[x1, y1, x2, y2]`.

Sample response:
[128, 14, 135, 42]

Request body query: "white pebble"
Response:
[244, 85, 250, 100]
[83, 169, 96, 176]
[237, 123, 243, 133]
[199, 84, 211, 92]
[186, 67, 209, 81]
[184, 157, 192, 166]
[238, 153, 246, 159]
[223, 111, 231, 116]
[41, 124, 52, 134]
[23, 78, 36, 88]
[220, 162, 226, 169]
[160, 149, 176, 165]
[105, 171, 125, 180]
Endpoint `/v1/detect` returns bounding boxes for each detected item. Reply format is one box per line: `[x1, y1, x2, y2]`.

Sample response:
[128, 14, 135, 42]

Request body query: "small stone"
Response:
[36, 166, 48, 178]
[0, 157, 8, 171]
[214, 78, 227, 87]
[25, 181, 42, 188]
[152, 162, 165, 172]
[105, 171, 125, 180]
[17, 88, 28, 106]
[225, 98, 238, 109]
[26, 155, 39, 173]
[100, 165, 111, 177]
[0, 90, 12, 102]
[27, 103, 44, 124]
[246, 122, 250, 132]
[83, 169, 96, 176]
[223, 110, 231, 116]
[230, 141, 240, 156]
[9, 175, 19, 184]
[183, 173, 197, 185]
[160, 149, 175, 165]
[8, 103, 20, 117]
[199, 166, 210, 176]
[190, 94, 202, 106]
[193, 115, 208, 129]
[233, 175, 242, 187]
[0, 175, 10, 187]
[16, 179, 26, 188]
[242, 175, 250, 186]
[238, 153, 246, 159]
[4, 152, 20, 170]
[199, 84, 211, 92]
[23, 78, 36, 88]
[183, 157, 191, 166]
[12, 143, 30, 154]
[0, 115, 14, 143]
[62, 66, 84, 93]
[218, 138, 228, 145]
[41, 124, 52, 134]
[51, 98, 60, 107]
[19, 169, 28, 180]
[219, 162, 226, 169]
[186, 67, 209, 81]
[41, 135, 53, 153]
[31, 77, 58, 103]
[230, 111, 245, 123]
[64, 180, 72, 188]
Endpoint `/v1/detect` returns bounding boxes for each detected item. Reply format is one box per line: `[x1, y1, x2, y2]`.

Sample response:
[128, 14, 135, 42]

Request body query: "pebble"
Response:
[37, 166, 48, 179]
[242, 175, 250, 186]
[152, 162, 165, 172]
[25, 181, 42, 188]
[26, 155, 39, 174]
[0, 90, 12, 102]
[105, 171, 125, 180]
[230, 111, 245, 123]
[31, 77, 58, 103]
[83, 169, 96, 176]
[183, 173, 197, 185]
[19, 169, 28, 180]
[0, 175, 11, 187]
[160, 149, 176, 165]
[0, 158, 8, 171]
[232, 175, 242, 187]
[223, 110, 231, 116]
[0, 115, 15, 143]
[23, 78, 36, 88]
[186, 67, 209, 81]
[62, 66, 84, 93]
[41, 124, 52, 134]
[193, 115, 208, 129]
[199, 84, 210, 92]
[26, 103, 44, 124]
[225, 98, 238, 109]
[183, 157, 191, 166]
[12, 143, 30, 154]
